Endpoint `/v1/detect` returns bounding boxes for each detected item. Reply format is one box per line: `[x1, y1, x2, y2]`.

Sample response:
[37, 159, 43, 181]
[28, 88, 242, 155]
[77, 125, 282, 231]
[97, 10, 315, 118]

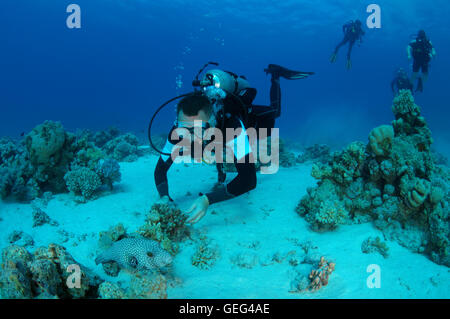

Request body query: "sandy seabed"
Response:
[0, 154, 449, 299]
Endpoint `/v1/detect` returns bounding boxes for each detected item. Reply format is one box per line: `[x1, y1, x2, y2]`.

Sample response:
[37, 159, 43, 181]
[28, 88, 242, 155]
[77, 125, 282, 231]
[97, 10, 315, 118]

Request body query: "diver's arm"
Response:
[186, 156, 256, 224]
[154, 156, 174, 200]
[154, 130, 177, 200]
[407, 43, 413, 60]
[342, 23, 349, 33]
[205, 156, 256, 205]
[430, 41, 436, 58]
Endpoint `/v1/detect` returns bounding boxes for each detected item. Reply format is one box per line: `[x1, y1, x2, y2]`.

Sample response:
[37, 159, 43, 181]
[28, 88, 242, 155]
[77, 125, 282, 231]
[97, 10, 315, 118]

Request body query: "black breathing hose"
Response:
[147, 93, 193, 156]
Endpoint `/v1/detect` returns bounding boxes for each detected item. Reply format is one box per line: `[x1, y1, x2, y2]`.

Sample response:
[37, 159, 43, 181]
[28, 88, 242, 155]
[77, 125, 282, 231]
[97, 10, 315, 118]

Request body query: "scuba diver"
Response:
[407, 30, 436, 93]
[150, 63, 314, 224]
[330, 19, 365, 70]
[391, 68, 413, 95]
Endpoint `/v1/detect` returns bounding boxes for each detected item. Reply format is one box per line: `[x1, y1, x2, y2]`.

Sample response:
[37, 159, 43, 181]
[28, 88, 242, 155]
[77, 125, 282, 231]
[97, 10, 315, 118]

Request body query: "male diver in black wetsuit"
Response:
[153, 64, 314, 224]
[330, 20, 365, 70]
[391, 68, 413, 96]
[407, 30, 436, 93]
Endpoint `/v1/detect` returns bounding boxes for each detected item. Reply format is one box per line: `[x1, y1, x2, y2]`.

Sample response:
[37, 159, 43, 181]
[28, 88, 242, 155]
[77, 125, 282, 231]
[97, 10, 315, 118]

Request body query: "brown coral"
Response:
[307, 256, 335, 291]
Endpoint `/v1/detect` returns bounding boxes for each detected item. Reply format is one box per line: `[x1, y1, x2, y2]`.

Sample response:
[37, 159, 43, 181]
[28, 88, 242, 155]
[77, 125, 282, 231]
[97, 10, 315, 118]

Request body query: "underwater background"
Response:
[1, 0, 449, 156]
[0, 0, 449, 299]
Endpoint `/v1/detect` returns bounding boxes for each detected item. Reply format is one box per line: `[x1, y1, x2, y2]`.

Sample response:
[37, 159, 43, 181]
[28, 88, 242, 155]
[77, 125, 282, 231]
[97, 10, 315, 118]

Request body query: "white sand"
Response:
[0, 154, 449, 299]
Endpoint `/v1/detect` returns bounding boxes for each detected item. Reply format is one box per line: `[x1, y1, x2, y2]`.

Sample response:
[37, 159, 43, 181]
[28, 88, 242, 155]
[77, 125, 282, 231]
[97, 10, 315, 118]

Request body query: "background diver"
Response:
[407, 30, 436, 93]
[152, 64, 314, 224]
[330, 19, 365, 70]
[391, 68, 413, 96]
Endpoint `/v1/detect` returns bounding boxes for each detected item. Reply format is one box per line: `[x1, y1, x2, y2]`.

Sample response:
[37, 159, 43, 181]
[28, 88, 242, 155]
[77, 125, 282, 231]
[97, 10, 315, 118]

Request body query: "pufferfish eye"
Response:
[128, 256, 138, 268]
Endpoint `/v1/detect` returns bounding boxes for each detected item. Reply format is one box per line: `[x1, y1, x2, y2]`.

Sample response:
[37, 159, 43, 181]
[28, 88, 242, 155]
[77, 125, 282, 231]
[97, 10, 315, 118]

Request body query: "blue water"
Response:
[1, 0, 449, 153]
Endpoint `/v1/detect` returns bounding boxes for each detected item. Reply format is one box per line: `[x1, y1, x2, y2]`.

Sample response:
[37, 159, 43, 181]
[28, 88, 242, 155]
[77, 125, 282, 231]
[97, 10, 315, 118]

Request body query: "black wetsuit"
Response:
[410, 38, 433, 74]
[154, 75, 282, 205]
[391, 76, 413, 95]
[334, 22, 365, 59]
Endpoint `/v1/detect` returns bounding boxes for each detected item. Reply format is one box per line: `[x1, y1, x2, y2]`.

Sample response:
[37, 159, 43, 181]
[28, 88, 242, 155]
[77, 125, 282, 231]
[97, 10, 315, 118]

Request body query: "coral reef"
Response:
[127, 273, 168, 299]
[297, 144, 331, 164]
[64, 166, 102, 201]
[296, 90, 449, 266]
[25, 121, 66, 166]
[92, 127, 121, 149]
[0, 121, 123, 203]
[103, 133, 140, 162]
[138, 203, 189, 255]
[8, 231, 34, 247]
[0, 244, 102, 299]
[306, 256, 335, 292]
[361, 236, 389, 258]
[369, 125, 394, 156]
[31, 206, 58, 227]
[98, 223, 127, 250]
[98, 281, 126, 299]
[97, 223, 127, 276]
[98, 272, 168, 299]
[289, 254, 335, 293]
[191, 235, 219, 270]
[96, 158, 121, 190]
[277, 138, 297, 168]
[296, 180, 351, 231]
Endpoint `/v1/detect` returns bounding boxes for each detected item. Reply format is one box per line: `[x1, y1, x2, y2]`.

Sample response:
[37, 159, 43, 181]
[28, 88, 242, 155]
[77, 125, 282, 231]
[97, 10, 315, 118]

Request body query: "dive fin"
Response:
[330, 53, 337, 63]
[264, 64, 314, 80]
[346, 59, 352, 70]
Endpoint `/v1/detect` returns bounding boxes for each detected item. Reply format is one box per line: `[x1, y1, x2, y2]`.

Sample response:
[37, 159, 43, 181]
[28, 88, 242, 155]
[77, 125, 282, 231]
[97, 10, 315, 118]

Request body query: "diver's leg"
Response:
[411, 60, 420, 86]
[422, 63, 429, 83]
[331, 38, 347, 63]
[270, 75, 282, 118]
[334, 38, 348, 54]
[249, 106, 276, 138]
[347, 40, 355, 60]
[416, 65, 428, 92]
[412, 60, 425, 92]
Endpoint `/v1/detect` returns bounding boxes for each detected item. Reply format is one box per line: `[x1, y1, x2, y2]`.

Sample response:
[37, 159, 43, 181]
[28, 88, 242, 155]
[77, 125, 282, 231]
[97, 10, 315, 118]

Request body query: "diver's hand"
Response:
[186, 195, 209, 224]
[157, 195, 171, 204]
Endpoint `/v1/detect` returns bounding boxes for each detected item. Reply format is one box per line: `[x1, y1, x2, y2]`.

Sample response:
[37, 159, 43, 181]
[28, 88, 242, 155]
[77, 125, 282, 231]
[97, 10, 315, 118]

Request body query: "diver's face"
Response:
[177, 110, 211, 139]
[178, 110, 210, 128]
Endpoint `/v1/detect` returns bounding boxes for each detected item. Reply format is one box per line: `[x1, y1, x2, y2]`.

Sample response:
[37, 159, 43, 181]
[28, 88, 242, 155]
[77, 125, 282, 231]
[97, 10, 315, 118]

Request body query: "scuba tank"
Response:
[199, 69, 253, 129]
[200, 69, 250, 95]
